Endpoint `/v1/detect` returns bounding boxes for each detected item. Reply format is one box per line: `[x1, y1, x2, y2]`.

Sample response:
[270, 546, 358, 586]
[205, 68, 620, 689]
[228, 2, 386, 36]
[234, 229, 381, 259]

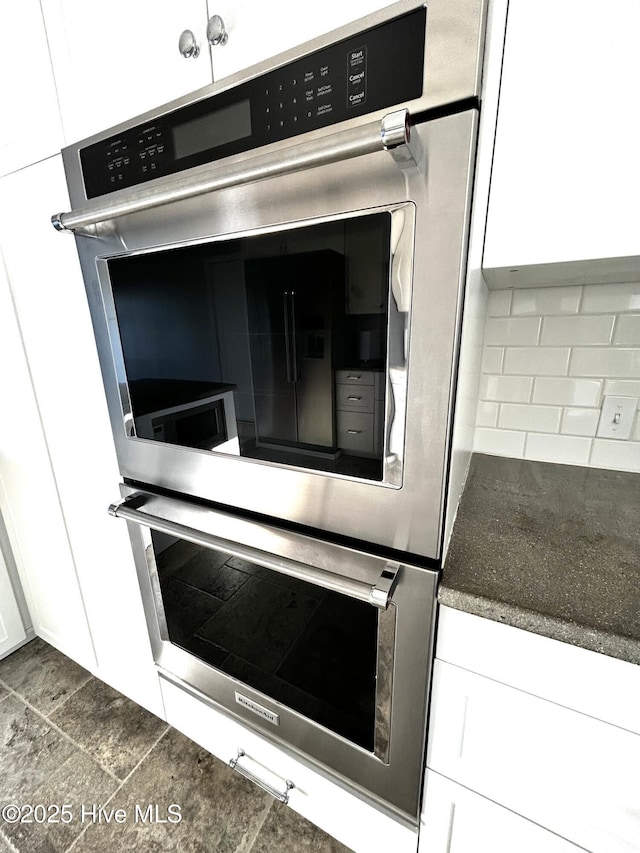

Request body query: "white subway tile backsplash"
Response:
[499, 403, 561, 433]
[482, 347, 504, 374]
[603, 379, 640, 398]
[613, 314, 640, 345]
[524, 433, 592, 466]
[561, 408, 600, 437]
[474, 427, 526, 457]
[479, 375, 533, 403]
[582, 283, 640, 314]
[533, 377, 602, 407]
[485, 317, 541, 346]
[487, 289, 512, 317]
[511, 286, 581, 316]
[590, 439, 640, 472]
[476, 401, 499, 427]
[570, 348, 640, 378]
[504, 347, 570, 376]
[541, 315, 614, 346]
[473, 282, 640, 472]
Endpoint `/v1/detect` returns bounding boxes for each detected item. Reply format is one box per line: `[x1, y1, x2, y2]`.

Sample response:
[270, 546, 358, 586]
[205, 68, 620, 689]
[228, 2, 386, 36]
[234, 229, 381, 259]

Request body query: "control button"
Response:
[123, 157, 130, 165]
[292, 97, 298, 105]
[107, 150, 112, 158]
[279, 119, 284, 128]
[157, 145, 164, 154]
[305, 89, 314, 102]
[349, 90, 366, 107]
[110, 176, 116, 183]
[279, 102, 284, 110]
[278, 83, 283, 91]
[320, 65, 329, 77]
[140, 151, 146, 159]
[150, 162, 157, 170]
[142, 165, 148, 173]
[304, 70, 314, 83]
[107, 163, 114, 171]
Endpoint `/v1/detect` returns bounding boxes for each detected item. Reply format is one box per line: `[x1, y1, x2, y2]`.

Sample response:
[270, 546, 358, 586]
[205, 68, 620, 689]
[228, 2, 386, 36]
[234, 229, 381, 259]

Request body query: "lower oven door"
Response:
[112, 483, 438, 821]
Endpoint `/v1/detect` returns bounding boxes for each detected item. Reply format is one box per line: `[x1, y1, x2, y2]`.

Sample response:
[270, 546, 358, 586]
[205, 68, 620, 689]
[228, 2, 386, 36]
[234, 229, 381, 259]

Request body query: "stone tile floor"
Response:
[0, 639, 352, 852]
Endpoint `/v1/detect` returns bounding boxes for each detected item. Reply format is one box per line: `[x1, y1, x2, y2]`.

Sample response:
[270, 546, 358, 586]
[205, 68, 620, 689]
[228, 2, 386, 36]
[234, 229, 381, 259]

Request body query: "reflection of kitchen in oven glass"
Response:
[152, 530, 378, 751]
[108, 212, 390, 480]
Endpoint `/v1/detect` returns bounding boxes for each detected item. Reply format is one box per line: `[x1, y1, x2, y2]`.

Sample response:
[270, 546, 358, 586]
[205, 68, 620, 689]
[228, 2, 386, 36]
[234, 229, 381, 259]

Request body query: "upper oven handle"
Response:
[109, 493, 400, 610]
[52, 109, 419, 235]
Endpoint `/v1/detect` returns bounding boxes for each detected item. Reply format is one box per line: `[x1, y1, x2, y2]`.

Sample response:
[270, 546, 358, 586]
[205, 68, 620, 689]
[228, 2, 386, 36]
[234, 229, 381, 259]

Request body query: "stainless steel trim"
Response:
[229, 750, 294, 803]
[52, 110, 413, 234]
[374, 603, 397, 763]
[109, 492, 399, 609]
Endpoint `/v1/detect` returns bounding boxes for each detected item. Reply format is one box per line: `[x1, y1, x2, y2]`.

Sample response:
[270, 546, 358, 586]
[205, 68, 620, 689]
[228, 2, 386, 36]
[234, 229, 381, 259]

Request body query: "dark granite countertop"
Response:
[440, 454, 640, 665]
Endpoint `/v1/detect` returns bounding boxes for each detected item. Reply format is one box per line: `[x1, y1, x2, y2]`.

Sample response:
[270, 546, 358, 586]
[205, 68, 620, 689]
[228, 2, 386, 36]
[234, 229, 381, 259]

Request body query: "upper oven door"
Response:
[74, 109, 477, 559]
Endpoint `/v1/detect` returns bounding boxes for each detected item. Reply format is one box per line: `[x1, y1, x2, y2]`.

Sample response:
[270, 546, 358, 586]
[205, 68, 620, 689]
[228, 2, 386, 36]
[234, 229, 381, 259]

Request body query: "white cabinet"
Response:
[335, 370, 384, 455]
[0, 244, 94, 669]
[0, 0, 65, 176]
[0, 536, 27, 660]
[209, 1, 392, 82]
[419, 771, 583, 853]
[40, 0, 214, 144]
[160, 676, 418, 853]
[0, 157, 163, 716]
[425, 607, 640, 853]
[483, 0, 640, 288]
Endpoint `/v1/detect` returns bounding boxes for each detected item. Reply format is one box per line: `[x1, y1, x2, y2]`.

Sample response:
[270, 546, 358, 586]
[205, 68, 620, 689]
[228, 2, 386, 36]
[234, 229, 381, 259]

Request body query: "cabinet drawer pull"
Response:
[347, 375, 362, 380]
[229, 749, 294, 803]
[347, 429, 362, 435]
[347, 395, 362, 401]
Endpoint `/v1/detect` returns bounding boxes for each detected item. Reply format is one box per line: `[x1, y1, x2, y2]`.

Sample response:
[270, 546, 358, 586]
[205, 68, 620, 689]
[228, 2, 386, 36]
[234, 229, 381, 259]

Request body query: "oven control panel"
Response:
[80, 8, 426, 199]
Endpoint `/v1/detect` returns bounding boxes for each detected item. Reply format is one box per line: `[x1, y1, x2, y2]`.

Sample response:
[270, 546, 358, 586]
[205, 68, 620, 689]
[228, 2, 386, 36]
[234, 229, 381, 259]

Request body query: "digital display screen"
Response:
[172, 99, 252, 160]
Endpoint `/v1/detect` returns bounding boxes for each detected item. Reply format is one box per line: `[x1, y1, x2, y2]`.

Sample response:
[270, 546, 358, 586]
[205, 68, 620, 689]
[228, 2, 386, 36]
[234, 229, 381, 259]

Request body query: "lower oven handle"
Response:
[52, 109, 417, 235]
[109, 495, 399, 609]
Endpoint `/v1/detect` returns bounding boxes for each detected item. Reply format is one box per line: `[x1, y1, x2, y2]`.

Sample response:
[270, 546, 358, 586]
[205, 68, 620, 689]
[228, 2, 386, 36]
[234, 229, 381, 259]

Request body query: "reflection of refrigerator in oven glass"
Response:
[245, 251, 344, 453]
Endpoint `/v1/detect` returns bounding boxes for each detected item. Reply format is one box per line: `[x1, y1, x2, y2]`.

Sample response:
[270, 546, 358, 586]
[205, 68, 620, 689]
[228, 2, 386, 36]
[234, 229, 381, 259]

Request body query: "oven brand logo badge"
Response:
[235, 692, 280, 726]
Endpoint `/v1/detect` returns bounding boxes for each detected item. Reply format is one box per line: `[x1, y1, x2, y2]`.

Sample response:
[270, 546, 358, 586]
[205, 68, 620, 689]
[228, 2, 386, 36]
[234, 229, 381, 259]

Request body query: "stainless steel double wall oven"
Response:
[55, 0, 486, 823]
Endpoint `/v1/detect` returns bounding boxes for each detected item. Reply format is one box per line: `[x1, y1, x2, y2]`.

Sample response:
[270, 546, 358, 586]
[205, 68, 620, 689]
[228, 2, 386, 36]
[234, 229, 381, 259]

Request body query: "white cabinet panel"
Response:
[0, 157, 163, 716]
[419, 771, 582, 853]
[211, 1, 391, 82]
[0, 542, 27, 660]
[160, 676, 419, 853]
[428, 659, 640, 853]
[0, 0, 65, 176]
[0, 252, 93, 667]
[41, 0, 213, 144]
[436, 606, 640, 735]
[483, 0, 640, 288]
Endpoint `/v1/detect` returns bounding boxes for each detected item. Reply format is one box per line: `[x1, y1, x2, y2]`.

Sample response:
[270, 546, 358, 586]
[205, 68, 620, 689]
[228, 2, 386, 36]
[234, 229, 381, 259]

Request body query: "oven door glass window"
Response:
[107, 212, 394, 481]
[152, 530, 383, 752]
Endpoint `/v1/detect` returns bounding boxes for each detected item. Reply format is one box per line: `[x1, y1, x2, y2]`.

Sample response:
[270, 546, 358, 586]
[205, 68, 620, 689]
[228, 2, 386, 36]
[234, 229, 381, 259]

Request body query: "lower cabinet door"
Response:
[427, 659, 640, 853]
[159, 675, 419, 853]
[419, 771, 582, 853]
[0, 538, 26, 659]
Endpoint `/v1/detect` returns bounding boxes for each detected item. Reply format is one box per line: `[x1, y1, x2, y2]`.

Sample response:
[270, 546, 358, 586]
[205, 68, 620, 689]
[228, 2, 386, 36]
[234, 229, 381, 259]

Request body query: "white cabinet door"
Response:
[0, 250, 94, 669]
[0, 0, 65, 176]
[210, 1, 392, 82]
[40, 0, 213, 144]
[483, 0, 640, 288]
[419, 770, 582, 853]
[0, 157, 163, 717]
[0, 542, 27, 660]
[427, 659, 640, 853]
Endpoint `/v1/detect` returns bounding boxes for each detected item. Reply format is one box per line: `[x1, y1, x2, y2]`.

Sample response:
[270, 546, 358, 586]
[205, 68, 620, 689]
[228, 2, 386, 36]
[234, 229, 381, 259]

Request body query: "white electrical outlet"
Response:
[596, 395, 638, 440]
